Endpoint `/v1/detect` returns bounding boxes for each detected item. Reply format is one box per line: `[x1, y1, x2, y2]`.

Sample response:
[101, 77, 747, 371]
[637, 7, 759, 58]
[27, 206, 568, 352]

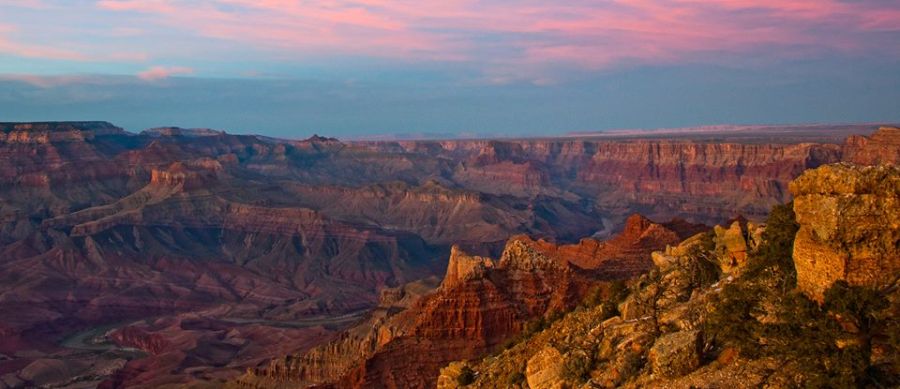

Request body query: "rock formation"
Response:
[790, 163, 900, 302]
[235, 215, 679, 388]
[843, 126, 900, 165]
[446, 156, 900, 388]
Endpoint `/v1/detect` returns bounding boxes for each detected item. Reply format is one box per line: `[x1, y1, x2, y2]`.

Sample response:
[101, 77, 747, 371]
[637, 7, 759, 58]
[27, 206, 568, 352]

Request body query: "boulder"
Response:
[526, 346, 566, 389]
[647, 330, 702, 378]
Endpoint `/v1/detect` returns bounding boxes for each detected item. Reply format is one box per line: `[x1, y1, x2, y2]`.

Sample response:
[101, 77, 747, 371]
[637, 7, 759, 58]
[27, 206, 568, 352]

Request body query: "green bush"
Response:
[581, 280, 628, 321]
[580, 286, 604, 308]
[745, 202, 799, 285]
[706, 250, 896, 387]
[704, 282, 764, 358]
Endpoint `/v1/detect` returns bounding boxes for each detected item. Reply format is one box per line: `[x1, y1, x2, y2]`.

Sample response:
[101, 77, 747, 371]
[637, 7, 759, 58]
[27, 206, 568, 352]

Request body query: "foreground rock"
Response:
[790, 163, 900, 302]
[449, 163, 900, 388]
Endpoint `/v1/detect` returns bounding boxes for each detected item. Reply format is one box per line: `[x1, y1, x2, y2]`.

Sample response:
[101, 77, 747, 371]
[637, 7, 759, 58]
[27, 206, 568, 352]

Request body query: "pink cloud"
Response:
[0, 74, 132, 88]
[90, 1, 900, 73]
[0, 22, 148, 63]
[0, 24, 89, 61]
[3, 0, 896, 80]
[137, 66, 194, 81]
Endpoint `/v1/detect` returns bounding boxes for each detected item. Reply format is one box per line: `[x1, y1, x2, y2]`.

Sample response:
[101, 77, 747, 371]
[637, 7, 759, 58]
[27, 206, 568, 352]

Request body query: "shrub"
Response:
[697, 202, 898, 387]
[608, 280, 629, 303]
[580, 286, 604, 308]
[456, 365, 475, 386]
[704, 282, 763, 358]
[581, 280, 628, 320]
[746, 202, 799, 285]
[684, 232, 720, 289]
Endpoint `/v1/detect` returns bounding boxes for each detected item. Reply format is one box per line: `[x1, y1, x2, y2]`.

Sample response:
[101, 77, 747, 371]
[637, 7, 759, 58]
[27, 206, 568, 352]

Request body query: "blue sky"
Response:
[1, 1, 899, 138]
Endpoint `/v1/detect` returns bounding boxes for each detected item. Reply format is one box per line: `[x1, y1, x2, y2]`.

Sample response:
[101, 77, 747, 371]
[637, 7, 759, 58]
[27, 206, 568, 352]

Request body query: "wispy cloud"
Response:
[87, 0, 900, 79]
[137, 65, 194, 81]
[0, 73, 131, 88]
[0, 1, 898, 81]
[0, 23, 88, 61]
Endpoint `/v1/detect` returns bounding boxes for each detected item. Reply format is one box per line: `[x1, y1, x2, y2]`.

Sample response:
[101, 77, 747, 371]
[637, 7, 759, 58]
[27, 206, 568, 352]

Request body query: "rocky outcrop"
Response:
[712, 220, 764, 273]
[790, 163, 900, 302]
[235, 216, 674, 388]
[441, 246, 495, 290]
[0, 121, 125, 143]
[526, 347, 565, 389]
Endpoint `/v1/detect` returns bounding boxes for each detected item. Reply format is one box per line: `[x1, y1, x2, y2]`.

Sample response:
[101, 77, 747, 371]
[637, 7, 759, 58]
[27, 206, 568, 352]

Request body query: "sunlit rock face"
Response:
[790, 163, 900, 302]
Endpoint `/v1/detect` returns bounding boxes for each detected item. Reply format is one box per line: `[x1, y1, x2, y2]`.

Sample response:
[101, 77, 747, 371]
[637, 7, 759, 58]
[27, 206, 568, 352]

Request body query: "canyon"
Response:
[0, 122, 897, 388]
[437, 161, 899, 389]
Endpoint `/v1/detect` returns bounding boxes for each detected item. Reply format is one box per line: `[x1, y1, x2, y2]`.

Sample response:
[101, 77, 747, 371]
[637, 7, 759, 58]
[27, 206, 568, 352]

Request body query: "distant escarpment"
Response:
[355, 129, 895, 223]
[843, 126, 900, 165]
[235, 215, 685, 388]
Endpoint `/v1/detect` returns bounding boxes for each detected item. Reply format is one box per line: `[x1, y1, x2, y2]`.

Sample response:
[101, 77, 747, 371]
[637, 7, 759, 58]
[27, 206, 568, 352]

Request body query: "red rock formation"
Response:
[521, 214, 685, 278]
[843, 126, 900, 166]
[237, 215, 679, 388]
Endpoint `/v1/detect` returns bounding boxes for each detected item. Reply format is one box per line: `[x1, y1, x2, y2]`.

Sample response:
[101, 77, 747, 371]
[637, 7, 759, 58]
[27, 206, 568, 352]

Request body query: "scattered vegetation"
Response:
[706, 202, 897, 387]
[580, 280, 629, 321]
[464, 202, 897, 388]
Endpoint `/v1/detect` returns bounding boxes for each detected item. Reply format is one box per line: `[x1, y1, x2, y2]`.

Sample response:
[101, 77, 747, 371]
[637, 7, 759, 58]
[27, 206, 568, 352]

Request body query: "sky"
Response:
[1, 0, 899, 138]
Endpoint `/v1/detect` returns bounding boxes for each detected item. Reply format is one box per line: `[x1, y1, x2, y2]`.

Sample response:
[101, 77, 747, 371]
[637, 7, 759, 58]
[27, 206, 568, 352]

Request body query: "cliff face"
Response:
[357, 138, 848, 223]
[843, 126, 900, 165]
[235, 215, 679, 389]
[790, 163, 900, 302]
